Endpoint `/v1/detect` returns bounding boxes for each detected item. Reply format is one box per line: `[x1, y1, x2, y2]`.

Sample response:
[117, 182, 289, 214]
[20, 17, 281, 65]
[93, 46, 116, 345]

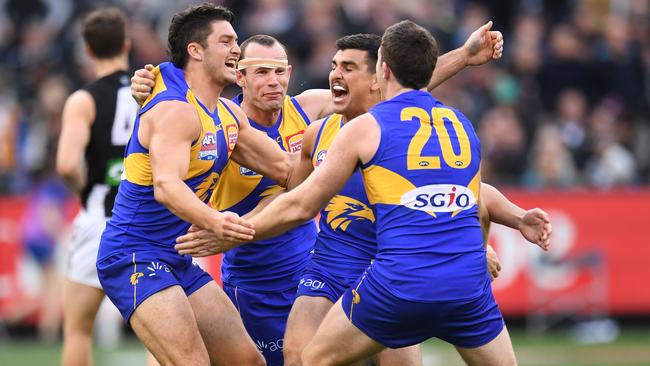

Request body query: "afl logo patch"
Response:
[315, 150, 327, 166]
[199, 132, 218, 160]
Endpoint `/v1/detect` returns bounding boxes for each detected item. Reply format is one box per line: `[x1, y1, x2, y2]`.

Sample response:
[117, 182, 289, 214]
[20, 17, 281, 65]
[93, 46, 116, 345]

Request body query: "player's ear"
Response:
[381, 62, 390, 82]
[187, 42, 203, 62]
[236, 69, 245, 88]
[84, 44, 95, 59]
[123, 39, 131, 55]
[370, 73, 380, 92]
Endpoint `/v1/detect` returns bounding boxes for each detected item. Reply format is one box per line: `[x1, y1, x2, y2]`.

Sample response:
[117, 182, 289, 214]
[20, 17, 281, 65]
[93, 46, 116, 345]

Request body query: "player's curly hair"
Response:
[168, 3, 235, 68]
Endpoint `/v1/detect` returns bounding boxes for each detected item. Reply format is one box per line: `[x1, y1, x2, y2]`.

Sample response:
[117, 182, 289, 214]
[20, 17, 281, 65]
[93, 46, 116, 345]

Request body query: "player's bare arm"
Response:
[287, 117, 323, 189]
[56, 89, 95, 191]
[481, 183, 552, 250]
[175, 118, 324, 257]
[293, 88, 334, 121]
[224, 98, 293, 187]
[249, 112, 379, 241]
[428, 21, 503, 91]
[142, 100, 254, 242]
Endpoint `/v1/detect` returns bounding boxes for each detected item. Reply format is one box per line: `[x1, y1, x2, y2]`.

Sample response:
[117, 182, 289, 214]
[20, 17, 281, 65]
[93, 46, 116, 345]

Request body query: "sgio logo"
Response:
[400, 184, 476, 213]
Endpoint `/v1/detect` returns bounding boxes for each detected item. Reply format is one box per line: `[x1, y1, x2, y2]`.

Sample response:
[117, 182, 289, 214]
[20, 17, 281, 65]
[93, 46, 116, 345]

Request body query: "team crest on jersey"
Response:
[284, 131, 304, 152]
[199, 132, 218, 160]
[324, 195, 375, 231]
[315, 150, 327, 166]
[226, 124, 238, 152]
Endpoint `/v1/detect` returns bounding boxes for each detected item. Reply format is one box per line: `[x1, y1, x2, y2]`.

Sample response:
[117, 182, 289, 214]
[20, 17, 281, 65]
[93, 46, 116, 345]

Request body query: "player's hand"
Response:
[518, 208, 552, 251]
[463, 21, 504, 66]
[486, 244, 501, 281]
[131, 64, 155, 106]
[174, 212, 255, 256]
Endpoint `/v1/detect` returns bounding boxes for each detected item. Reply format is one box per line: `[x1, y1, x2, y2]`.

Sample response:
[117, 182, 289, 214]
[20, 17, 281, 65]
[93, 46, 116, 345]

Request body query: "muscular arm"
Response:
[224, 99, 293, 187]
[293, 89, 333, 121]
[144, 101, 254, 240]
[428, 21, 503, 91]
[249, 114, 378, 241]
[287, 118, 322, 189]
[56, 90, 95, 192]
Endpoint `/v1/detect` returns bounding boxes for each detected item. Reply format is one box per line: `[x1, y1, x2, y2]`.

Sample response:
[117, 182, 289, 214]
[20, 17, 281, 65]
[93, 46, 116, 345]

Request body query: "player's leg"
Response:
[455, 326, 517, 366]
[129, 285, 211, 366]
[283, 296, 334, 366]
[302, 298, 385, 366]
[373, 345, 422, 366]
[61, 280, 105, 366]
[188, 281, 266, 366]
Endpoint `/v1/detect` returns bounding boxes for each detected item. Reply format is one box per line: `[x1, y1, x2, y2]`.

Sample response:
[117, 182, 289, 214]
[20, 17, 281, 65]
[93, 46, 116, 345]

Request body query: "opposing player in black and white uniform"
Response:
[56, 8, 138, 366]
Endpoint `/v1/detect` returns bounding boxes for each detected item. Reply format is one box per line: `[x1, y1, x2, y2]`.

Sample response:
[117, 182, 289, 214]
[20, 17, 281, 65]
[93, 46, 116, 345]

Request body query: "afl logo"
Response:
[315, 150, 327, 166]
[199, 133, 218, 160]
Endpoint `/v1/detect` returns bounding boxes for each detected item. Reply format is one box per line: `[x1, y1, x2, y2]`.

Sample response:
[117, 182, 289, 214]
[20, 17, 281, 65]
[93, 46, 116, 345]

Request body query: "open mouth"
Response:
[331, 85, 348, 102]
[225, 59, 237, 70]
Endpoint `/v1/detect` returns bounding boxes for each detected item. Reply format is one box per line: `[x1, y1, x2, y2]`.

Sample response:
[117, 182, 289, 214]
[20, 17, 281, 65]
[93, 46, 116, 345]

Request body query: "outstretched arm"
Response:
[428, 21, 503, 91]
[481, 183, 552, 251]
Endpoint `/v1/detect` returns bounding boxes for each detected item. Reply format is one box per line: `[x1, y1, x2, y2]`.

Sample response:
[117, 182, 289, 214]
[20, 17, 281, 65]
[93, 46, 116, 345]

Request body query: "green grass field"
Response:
[1, 328, 649, 365]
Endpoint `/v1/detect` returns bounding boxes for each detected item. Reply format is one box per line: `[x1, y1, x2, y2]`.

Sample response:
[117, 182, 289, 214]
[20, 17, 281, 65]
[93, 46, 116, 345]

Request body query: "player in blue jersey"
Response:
[94, 4, 306, 366]
[132, 22, 506, 366]
[223, 21, 550, 365]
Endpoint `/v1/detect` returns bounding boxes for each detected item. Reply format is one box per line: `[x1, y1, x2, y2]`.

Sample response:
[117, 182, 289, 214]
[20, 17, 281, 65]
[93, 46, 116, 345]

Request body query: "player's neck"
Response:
[184, 63, 224, 112]
[384, 81, 414, 101]
[93, 56, 128, 79]
[240, 99, 280, 127]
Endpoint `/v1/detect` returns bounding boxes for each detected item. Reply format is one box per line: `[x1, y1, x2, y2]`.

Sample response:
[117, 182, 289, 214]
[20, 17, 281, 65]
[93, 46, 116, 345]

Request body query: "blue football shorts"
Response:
[223, 282, 297, 366]
[341, 269, 504, 349]
[97, 249, 213, 321]
[295, 261, 363, 303]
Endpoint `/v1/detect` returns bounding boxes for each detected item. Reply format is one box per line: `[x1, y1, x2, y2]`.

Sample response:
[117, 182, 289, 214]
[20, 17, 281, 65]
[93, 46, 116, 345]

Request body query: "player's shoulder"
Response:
[219, 97, 246, 125]
[64, 89, 95, 112]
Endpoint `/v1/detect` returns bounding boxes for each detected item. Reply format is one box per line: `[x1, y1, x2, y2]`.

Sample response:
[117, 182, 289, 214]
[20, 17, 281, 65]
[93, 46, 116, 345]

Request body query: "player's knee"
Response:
[283, 345, 302, 366]
[301, 345, 332, 366]
[241, 350, 266, 366]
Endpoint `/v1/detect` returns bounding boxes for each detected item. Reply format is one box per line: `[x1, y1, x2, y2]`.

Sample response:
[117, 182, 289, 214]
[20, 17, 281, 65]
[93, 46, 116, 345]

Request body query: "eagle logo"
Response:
[324, 195, 375, 231]
[130, 272, 144, 285]
[195, 172, 220, 201]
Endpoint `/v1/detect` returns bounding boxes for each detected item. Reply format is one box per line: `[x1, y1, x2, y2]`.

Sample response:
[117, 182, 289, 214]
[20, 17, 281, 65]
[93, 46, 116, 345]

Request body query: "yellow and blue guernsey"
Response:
[310, 114, 376, 277]
[212, 94, 316, 291]
[361, 90, 486, 302]
[98, 62, 239, 259]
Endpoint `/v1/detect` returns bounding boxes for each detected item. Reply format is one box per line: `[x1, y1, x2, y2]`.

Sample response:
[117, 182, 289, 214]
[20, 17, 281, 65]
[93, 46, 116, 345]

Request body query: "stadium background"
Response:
[0, 0, 649, 365]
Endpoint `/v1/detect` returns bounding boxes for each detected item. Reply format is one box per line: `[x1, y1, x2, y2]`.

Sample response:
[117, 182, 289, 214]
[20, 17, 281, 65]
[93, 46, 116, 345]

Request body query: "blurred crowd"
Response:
[0, 0, 649, 194]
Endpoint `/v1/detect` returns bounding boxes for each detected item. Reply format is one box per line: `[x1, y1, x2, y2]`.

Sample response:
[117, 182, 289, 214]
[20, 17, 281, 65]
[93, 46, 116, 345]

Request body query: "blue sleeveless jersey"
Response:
[311, 114, 376, 276]
[99, 62, 239, 259]
[361, 90, 486, 302]
[212, 94, 316, 291]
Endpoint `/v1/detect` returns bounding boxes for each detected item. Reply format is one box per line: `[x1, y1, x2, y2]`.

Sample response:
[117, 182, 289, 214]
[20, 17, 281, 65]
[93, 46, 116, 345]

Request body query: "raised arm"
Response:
[56, 90, 95, 192]
[287, 117, 322, 189]
[143, 101, 254, 242]
[428, 21, 503, 91]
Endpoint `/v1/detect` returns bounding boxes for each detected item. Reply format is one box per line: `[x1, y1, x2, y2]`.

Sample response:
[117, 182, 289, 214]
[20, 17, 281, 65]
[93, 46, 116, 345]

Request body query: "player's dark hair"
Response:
[82, 7, 127, 59]
[380, 20, 438, 89]
[335, 34, 381, 74]
[168, 3, 235, 68]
